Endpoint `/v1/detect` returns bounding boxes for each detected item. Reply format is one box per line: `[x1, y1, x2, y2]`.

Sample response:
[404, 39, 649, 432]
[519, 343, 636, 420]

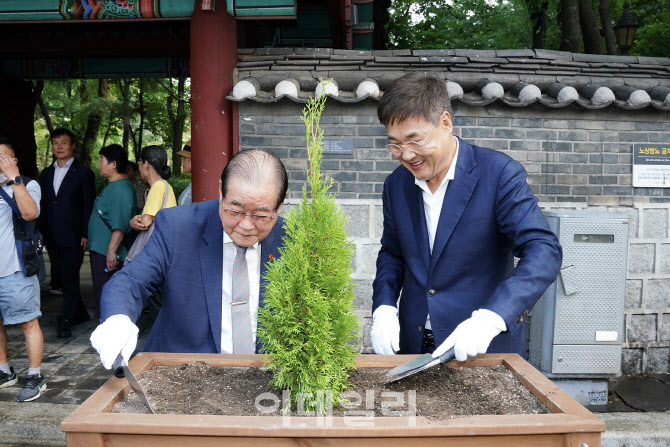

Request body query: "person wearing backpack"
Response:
[87, 144, 137, 321]
[0, 139, 47, 402]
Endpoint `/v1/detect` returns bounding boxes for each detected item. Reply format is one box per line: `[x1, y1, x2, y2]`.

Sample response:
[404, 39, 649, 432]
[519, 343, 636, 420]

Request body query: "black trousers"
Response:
[47, 242, 87, 320]
[90, 251, 115, 321]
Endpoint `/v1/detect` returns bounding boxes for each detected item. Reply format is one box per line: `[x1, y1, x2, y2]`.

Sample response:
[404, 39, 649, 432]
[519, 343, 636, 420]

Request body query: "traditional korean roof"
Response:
[227, 48, 670, 111]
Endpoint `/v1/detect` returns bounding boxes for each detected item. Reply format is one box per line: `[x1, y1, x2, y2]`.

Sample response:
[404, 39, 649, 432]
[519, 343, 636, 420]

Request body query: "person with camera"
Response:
[0, 138, 46, 402]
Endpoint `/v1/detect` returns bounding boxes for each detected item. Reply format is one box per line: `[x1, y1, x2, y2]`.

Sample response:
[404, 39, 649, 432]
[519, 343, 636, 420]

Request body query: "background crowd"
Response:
[0, 129, 192, 403]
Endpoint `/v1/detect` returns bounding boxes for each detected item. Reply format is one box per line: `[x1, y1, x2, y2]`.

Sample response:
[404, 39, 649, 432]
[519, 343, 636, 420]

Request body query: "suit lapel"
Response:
[430, 139, 478, 272]
[43, 165, 56, 198]
[199, 205, 224, 353]
[406, 177, 431, 270]
[258, 217, 284, 310]
[257, 217, 285, 353]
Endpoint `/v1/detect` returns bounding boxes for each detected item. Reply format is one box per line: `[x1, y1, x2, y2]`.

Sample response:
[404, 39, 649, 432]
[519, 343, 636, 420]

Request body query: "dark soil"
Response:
[113, 362, 549, 419]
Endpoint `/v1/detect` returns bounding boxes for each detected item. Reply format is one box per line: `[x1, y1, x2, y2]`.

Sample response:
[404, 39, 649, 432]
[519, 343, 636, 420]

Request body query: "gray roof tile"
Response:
[454, 49, 497, 58]
[496, 49, 535, 57]
[231, 48, 670, 112]
[412, 49, 456, 56]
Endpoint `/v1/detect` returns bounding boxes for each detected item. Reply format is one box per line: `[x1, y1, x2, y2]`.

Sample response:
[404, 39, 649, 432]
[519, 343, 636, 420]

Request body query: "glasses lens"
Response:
[387, 144, 402, 156]
[251, 214, 270, 223]
[226, 209, 243, 219]
[405, 141, 423, 153]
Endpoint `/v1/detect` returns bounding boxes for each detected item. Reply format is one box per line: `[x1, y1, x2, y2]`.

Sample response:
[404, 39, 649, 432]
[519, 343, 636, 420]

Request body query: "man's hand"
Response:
[81, 238, 89, 252]
[0, 153, 19, 180]
[90, 315, 139, 369]
[370, 305, 400, 355]
[432, 309, 506, 361]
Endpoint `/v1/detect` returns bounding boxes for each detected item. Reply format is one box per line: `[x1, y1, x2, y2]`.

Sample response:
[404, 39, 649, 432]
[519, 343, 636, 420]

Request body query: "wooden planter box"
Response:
[62, 353, 605, 447]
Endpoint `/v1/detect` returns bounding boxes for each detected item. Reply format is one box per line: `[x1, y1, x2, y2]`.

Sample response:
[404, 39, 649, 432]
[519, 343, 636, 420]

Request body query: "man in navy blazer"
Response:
[370, 74, 562, 361]
[39, 128, 95, 338]
[90, 150, 288, 369]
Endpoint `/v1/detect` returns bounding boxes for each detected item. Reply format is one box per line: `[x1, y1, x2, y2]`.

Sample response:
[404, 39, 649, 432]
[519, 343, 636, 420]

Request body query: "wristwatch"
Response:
[6, 176, 22, 186]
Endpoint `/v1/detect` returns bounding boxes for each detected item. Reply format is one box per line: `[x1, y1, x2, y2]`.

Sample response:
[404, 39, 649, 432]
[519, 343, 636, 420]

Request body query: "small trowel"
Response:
[113, 354, 155, 413]
[385, 347, 456, 383]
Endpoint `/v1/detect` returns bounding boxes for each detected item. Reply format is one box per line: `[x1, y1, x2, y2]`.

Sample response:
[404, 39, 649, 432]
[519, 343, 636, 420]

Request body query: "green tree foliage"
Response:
[257, 92, 359, 413]
[630, 0, 670, 56]
[388, 0, 667, 56]
[33, 78, 191, 172]
[389, 0, 532, 49]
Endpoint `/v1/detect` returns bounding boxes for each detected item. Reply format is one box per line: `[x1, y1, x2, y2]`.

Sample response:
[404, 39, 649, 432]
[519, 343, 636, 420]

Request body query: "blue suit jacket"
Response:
[39, 159, 95, 247]
[101, 199, 286, 354]
[372, 138, 562, 356]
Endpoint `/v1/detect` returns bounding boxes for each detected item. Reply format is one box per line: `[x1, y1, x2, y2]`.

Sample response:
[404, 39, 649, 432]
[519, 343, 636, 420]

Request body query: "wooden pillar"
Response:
[190, 2, 237, 202]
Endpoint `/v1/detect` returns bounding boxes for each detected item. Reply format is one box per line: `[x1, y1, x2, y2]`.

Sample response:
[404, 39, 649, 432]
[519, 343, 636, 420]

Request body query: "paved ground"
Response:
[0, 253, 668, 446]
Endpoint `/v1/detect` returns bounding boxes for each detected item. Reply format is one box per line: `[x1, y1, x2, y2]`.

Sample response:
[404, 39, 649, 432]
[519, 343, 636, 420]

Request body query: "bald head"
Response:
[220, 149, 288, 211]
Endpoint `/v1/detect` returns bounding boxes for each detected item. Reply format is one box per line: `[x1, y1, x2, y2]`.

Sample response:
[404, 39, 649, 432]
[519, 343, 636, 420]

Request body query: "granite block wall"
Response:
[243, 100, 670, 374]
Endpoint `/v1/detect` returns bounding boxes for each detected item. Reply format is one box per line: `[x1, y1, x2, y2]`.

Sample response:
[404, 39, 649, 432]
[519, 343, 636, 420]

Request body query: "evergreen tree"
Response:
[257, 91, 359, 413]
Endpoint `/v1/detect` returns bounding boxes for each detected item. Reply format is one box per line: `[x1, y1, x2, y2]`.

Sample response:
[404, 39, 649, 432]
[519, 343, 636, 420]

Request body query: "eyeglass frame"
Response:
[385, 124, 436, 157]
[221, 201, 278, 224]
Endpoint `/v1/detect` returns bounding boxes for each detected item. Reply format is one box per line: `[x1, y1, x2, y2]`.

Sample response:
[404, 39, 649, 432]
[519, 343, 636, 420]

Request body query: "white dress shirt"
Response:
[220, 231, 261, 353]
[53, 157, 74, 195]
[414, 136, 459, 329]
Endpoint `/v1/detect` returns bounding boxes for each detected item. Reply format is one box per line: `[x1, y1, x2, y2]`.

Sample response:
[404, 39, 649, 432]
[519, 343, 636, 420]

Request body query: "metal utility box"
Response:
[529, 211, 629, 377]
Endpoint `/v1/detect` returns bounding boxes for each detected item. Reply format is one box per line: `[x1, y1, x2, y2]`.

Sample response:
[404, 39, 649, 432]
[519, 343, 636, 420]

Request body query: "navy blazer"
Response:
[39, 159, 95, 247]
[372, 138, 562, 356]
[101, 199, 286, 354]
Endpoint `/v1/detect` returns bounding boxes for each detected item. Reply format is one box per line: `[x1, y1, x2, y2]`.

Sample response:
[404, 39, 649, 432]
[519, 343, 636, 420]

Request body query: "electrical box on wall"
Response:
[529, 211, 629, 378]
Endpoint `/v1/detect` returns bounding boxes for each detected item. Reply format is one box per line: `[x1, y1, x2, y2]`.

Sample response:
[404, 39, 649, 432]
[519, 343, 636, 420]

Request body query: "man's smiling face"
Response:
[386, 114, 455, 186]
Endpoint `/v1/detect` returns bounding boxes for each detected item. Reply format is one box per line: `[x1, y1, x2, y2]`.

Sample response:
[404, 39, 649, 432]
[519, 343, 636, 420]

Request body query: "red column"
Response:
[190, 2, 237, 202]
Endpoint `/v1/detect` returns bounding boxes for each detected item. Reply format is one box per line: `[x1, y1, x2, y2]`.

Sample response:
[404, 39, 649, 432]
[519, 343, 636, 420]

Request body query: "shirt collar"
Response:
[53, 157, 74, 170]
[223, 231, 259, 250]
[415, 136, 460, 191]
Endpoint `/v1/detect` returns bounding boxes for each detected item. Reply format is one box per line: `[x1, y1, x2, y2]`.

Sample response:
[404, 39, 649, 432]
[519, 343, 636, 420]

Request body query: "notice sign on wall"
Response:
[633, 143, 670, 188]
[323, 138, 354, 155]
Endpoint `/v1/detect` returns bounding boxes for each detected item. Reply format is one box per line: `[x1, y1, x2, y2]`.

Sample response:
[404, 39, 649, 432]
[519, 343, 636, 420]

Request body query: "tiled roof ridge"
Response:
[229, 48, 670, 111]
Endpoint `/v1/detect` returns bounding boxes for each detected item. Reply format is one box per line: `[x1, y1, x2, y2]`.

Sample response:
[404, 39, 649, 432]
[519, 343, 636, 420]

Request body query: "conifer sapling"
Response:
[257, 88, 359, 412]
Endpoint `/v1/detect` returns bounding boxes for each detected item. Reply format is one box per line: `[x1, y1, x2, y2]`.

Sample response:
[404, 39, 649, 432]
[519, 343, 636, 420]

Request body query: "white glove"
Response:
[370, 305, 400, 355]
[432, 309, 506, 361]
[90, 314, 139, 369]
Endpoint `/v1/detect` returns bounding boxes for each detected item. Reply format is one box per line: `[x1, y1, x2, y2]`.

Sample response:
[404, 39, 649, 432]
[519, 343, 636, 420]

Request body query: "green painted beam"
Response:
[227, 0, 295, 17]
[234, 7, 295, 16]
[0, 56, 188, 79]
[0, 0, 194, 20]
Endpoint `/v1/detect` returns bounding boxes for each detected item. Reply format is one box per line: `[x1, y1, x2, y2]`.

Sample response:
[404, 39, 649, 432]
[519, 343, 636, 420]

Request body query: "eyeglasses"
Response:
[221, 203, 277, 224]
[386, 124, 435, 157]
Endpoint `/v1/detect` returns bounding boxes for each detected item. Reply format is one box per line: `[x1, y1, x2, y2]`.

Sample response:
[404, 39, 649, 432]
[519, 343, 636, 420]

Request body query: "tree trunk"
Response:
[525, 0, 549, 49]
[120, 79, 134, 158]
[559, 0, 582, 52]
[79, 79, 109, 167]
[137, 78, 145, 153]
[167, 78, 187, 178]
[32, 80, 55, 166]
[578, 0, 602, 53]
[102, 108, 114, 151]
[599, 0, 617, 54]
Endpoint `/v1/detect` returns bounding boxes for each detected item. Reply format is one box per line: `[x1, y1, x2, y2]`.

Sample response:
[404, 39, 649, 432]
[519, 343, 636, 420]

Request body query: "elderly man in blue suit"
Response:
[90, 150, 287, 368]
[370, 74, 562, 362]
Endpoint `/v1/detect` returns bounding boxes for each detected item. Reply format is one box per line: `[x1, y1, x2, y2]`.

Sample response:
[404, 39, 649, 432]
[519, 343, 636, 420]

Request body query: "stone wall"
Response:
[240, 100, 670, 374]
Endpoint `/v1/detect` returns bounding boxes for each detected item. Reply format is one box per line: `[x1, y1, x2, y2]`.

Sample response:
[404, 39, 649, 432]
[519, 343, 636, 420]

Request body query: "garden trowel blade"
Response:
[385, 348, 455, 383]
[114, 353, 155, 414]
